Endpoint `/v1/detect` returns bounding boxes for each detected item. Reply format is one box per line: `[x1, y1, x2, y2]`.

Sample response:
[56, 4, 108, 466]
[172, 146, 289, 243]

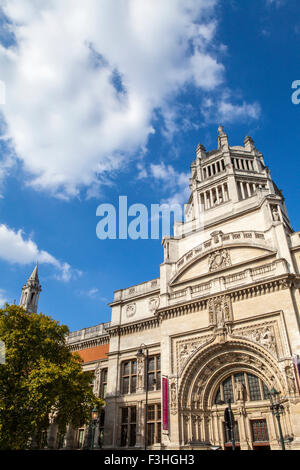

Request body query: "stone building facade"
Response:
[64, 127, 300, 450]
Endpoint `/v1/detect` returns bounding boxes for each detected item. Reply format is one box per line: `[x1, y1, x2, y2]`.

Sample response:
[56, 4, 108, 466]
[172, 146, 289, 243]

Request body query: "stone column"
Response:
[135, 401, 144, 448]
[240, 182, 245, 200]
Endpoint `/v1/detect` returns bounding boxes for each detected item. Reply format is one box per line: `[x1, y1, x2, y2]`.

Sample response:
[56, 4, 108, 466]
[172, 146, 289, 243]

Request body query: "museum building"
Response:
[22, 127, 300, 450]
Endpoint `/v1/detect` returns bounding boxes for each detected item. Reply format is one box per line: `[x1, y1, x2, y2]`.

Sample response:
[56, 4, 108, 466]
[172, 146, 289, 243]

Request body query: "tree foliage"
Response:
[0, 304, 104, 450]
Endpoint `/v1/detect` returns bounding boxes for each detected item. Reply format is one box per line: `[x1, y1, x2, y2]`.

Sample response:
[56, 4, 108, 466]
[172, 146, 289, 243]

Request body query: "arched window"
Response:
[214, 372, 270, 404]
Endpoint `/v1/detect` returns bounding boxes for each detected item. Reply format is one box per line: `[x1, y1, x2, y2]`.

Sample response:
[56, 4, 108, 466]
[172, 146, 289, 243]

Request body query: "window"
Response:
[56, 432, 65, 449]
[147, 404, 162, 446]
[121, 360, 137, 394]
[223, 376, 234, 403]
[147, 355, 161, 391]
[251, 420, 269, 443]
[248, 374, 261, 401]
[223, 421, 240, 443]
[120, 407, 136, 447]
[214, 372, 269, 404]
[101, 368, 108, 399]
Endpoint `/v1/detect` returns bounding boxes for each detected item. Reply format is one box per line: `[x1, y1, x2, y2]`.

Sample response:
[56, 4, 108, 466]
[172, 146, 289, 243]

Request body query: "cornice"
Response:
[107, 316, 161, 337]
[68, 335, 109, 351]
[70, 274, 299, 341]
[157, 274, 297, 321]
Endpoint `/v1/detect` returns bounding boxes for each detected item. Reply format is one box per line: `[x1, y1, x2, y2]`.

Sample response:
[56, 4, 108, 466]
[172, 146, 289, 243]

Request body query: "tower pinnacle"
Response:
[20, 264, 42, 313]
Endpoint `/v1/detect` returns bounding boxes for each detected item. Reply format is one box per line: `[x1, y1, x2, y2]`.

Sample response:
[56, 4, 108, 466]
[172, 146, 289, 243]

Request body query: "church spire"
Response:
[20, 263, 42, 313]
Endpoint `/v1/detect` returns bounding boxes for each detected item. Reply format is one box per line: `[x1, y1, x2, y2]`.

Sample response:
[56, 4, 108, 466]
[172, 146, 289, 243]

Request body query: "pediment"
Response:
[171, 245, 276, 285]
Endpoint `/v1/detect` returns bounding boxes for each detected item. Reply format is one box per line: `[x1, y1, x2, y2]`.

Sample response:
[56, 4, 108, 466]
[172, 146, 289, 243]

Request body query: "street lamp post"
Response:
[90, 407, 99, 450]
[227, 399, 236, 451]
[269, 388, 285, 451]
[217, 398, 236, 450]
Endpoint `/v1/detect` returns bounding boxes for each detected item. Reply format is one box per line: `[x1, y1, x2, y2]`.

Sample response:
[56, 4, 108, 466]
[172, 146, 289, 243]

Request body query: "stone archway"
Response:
[177, 338, 290, 450]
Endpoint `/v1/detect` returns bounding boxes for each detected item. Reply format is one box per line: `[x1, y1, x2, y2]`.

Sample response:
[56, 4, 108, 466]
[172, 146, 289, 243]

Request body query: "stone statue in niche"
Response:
[208, 295, 233, 329]
[272, 206, 280, 222]
[93, 363, 101, 396]
[235, 380, 245, 402]
[285, 366, 297, 395]
[137, 357, 144, 390]
[170, 378, 178, 415]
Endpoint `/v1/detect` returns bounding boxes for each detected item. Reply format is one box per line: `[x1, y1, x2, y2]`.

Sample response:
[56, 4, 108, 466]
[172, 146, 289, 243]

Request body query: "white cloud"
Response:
[0, 223, 80, 281]
[218, 100, 261, 122]
[149, 162, 190, 207]
[78, 287, 108, 303]
[266, 0, 285, 6]
[0, 0, 224, 198]
[202, 92, 261, 124]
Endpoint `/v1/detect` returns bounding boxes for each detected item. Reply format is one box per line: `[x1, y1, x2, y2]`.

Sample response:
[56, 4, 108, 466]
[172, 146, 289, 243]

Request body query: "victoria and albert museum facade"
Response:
[26, 127, 300, 450]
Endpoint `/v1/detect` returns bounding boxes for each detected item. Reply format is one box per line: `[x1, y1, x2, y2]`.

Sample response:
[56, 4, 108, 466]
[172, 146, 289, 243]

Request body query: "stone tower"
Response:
[20, 264, 42, 313]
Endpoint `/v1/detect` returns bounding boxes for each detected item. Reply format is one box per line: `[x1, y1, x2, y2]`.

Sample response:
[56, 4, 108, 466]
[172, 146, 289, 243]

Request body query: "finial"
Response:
[244, 135, 255, 152]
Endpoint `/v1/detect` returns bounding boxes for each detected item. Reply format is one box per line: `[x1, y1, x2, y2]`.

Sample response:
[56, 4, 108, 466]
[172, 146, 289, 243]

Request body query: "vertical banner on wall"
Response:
[162, 377, 169, 431]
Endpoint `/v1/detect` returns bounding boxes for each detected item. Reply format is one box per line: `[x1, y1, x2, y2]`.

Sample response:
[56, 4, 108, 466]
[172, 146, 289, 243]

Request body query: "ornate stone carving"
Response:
[210, 231, 224, 244]
[177, 334, 214, 373]
[149, 297, 160, 313]
[285, 366, 297, 395]
[136, 356, 144, 391]
[208, 249, 231, 272]
[126, 303, 136, 318]
[208, 295, 233, 329]
[93, 362, 101, 396]
[170, 377, 178, 415]
[233, 325, 277, 356]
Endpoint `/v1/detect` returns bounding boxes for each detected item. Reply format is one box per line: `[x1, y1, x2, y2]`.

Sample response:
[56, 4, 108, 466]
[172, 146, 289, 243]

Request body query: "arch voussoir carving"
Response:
[178, 338, 286, 412]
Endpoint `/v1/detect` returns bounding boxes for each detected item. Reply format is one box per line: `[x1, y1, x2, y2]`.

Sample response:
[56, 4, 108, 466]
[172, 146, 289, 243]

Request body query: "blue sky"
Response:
[0, 0, 299, 332]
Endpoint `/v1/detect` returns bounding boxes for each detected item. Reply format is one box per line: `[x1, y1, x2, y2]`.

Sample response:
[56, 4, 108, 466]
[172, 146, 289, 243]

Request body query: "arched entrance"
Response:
[178, 339, 291, 450]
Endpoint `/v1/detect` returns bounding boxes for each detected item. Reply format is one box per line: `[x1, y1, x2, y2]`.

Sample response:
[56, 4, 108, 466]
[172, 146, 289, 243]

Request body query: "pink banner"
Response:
[162, 377, 169, 431]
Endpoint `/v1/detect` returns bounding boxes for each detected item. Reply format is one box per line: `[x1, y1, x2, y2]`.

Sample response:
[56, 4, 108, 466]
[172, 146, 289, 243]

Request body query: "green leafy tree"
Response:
[0, 304, 104, 450]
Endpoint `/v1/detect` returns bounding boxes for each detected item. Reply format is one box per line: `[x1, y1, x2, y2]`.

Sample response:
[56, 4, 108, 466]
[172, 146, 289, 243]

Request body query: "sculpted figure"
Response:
[235, 380, 245, 401]
[285, 366, 297, 394]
